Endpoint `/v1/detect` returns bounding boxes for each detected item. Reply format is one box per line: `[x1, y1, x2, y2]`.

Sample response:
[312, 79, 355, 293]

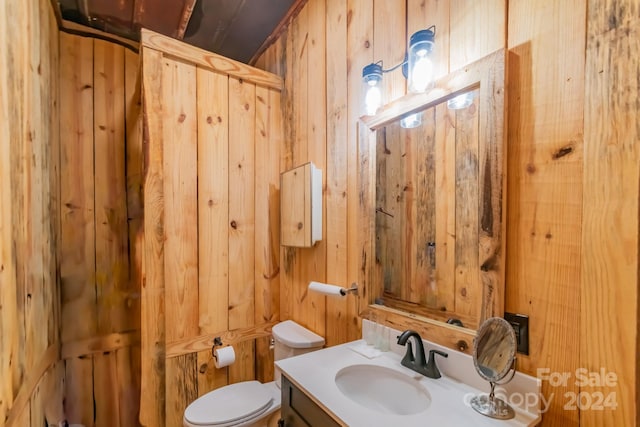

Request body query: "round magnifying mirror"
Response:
[470, 317, 517, 420]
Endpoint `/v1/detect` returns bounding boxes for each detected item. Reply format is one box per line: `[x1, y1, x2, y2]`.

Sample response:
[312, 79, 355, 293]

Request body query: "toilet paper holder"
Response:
[211, 337, 223, 359]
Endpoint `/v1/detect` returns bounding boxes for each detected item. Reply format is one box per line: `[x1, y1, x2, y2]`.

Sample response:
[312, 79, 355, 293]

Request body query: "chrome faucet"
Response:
[396, 330, 449, 379]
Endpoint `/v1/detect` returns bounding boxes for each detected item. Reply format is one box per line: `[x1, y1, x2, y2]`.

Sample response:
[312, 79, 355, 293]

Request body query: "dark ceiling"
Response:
[55, 0, 301, 64]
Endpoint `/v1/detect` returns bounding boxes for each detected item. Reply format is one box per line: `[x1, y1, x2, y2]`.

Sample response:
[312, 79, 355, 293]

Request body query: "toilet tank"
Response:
[272, 320, 324, 386]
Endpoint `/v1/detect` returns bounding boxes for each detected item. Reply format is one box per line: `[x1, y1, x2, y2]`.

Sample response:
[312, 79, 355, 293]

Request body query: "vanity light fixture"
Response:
[361, 26, 436, 120]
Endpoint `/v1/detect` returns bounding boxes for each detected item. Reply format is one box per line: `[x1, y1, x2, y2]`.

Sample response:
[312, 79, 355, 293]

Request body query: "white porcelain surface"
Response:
[335, 364, 431, 415]
[276, 340, 542, 427]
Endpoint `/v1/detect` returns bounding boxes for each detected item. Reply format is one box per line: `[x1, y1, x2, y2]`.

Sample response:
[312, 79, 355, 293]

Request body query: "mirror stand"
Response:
[470, 379, 515, 420]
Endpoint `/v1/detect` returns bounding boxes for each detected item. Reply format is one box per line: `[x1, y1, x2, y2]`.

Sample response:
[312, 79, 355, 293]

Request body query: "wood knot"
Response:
[552, 145, 574, 159]
[244, 103, 250, 111]
[208, 199, 214, 206]
[460, 287, 467, 297]
[178, 113, 186, 123]
[297, 222, 303, 230]
[217, 116, 222, 123]
[526, 163, 536, 174]
[457, 340, 469, 352]
[364, 40, 370, 48]
[206, 116, 213, 124]
[230, 220, 238, 229]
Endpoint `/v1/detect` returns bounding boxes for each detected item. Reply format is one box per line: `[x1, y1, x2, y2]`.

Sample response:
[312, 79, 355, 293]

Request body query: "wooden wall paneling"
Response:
[124, 46, 143, 427]
[162, 55, 199, 423]
[449, 0, 505, 71]
[373, 0, 406, 104]
[402, 126, 418, 302]
[453, 98, 480, 319]
[45, 0, 62, 359]
[196, 350, 228, 396]
[165, 353, 198, 427]
[413, 109, 436, 307]
[284, 5, 316, 334]
[196, 67, 230, 392]
[0, 0, 15, 421]
[407, 0, 450, 79]
[434, 103, 456, 314]
[325, 0, 351, 346]
[228, 75, 257, 382]
[93, 39, 129, 426]
[506, 0, 585, 425]
[280, 24, 295, 324]
[346, 0, 373, 340]
[162, 56, 199, 344]
[302, 0, 327, 338]
[59, 33, 96, 425]
[140, 46, 166, 427]
[582, 1, 639, 425]
[254, 86, 281, 382]
[197, 67, 230, 337]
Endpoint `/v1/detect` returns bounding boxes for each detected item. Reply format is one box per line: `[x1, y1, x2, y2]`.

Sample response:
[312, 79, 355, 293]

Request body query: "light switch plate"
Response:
[504, 312, 529, 355]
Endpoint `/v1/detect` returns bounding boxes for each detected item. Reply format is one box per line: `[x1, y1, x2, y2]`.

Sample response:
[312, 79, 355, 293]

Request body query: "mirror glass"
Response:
[374, 88, 482, 330]
[473, 316, 516, 381]
[359, 49, 506, 354]
[471, 317, 517, 420]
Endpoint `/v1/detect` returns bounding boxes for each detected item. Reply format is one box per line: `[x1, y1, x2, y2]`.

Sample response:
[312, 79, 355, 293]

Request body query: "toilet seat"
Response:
[183, 381, 277, 426]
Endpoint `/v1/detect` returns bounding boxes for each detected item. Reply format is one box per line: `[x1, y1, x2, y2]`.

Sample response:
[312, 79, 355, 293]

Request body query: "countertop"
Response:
[276, 340, 541, 427]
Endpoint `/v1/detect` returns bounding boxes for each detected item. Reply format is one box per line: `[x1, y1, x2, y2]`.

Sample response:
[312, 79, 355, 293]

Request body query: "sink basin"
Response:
[335, 364, 432, 415]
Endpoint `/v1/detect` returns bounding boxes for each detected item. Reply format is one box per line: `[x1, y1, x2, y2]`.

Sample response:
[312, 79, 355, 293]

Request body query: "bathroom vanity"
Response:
[276, 337, 541, 427]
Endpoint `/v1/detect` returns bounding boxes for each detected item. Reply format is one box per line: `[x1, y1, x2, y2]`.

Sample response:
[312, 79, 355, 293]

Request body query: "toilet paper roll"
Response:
[308, 281, 345, 297]
[213, 346, 236, 368]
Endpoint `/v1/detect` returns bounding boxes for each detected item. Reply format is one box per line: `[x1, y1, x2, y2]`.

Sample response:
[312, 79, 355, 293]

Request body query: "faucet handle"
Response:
[426, 349, 448, 379]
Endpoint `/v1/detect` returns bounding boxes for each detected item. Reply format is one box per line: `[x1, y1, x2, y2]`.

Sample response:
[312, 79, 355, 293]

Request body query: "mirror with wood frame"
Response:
[357, 49, 507, 353]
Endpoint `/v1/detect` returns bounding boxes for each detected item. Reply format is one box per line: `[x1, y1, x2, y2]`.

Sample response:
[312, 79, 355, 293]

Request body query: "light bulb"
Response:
[400, 112, 422, 128]
[447, 92, 474, 109]
[364, 84, 382, 116]
[410, 56, 434, 93]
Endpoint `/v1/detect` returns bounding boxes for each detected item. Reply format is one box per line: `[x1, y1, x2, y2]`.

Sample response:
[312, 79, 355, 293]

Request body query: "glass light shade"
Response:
[400, 112, 422, 128]
[407, 29, 435, 93]
[447, 92, 474, 109]
[362, 63, 384, 116]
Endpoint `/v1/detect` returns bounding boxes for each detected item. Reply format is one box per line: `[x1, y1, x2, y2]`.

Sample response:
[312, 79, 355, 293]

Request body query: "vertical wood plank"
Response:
[59, 33, 96, 425]
[454, 98, 480, 319]
[94, 40, 129, 335]
[94, 352, 121, 427]
[507, 1, 585, 424]
[373, 0, 406, 103]
[197, 68, 229, 336]
[346, 0, 374, 341]
[254, 86, 281, 381]
[301, 0, 327, 337]
[197, 350, 227, 395]
[228, 76, 256, 332]
[140, 46, 166, 427]
[94, 39, 128, 427]
[449, 0, 505, 71]
[582, 1, 639, 425]
[162, 57, 199, 344]
[165, 354, 197, 427]
[325, 0, 352, 346]
[228, 76, 256, 382]
[0, 0, 16, 420]
[124, 46, 143, 427]
[434, 103, 456, 314]
[162, 55, 199, 425]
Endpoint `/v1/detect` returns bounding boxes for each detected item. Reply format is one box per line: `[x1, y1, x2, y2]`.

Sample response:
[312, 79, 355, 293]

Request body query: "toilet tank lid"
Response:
[272, 320, 325, 348]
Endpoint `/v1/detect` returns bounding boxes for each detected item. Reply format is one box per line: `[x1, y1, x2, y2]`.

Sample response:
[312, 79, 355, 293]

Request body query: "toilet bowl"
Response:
[183, 321, 325, 427]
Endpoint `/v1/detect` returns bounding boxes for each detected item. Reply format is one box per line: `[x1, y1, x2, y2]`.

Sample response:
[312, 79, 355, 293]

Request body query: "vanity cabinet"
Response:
[280, 375, 341, 427]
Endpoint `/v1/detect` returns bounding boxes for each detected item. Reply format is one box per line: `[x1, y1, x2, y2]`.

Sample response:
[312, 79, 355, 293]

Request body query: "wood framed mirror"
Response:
[357, 49, 506, 354]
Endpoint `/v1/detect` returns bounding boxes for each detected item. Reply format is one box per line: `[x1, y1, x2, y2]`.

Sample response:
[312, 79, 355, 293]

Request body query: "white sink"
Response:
[334, 364, 432, 415]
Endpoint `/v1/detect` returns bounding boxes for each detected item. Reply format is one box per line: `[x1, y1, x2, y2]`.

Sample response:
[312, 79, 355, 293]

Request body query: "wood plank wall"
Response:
[255, 0, 639, 425]
[140, 30, 282, 426]
[0, 0, 64, 425]
[58, 33, 143, 426]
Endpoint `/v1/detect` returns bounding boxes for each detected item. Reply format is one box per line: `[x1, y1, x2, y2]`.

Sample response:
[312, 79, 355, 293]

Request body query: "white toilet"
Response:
[183, 320, 325, 427]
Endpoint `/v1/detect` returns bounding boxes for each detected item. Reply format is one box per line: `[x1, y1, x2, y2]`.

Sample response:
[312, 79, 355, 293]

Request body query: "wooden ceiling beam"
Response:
[176, 0, 197, 40]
